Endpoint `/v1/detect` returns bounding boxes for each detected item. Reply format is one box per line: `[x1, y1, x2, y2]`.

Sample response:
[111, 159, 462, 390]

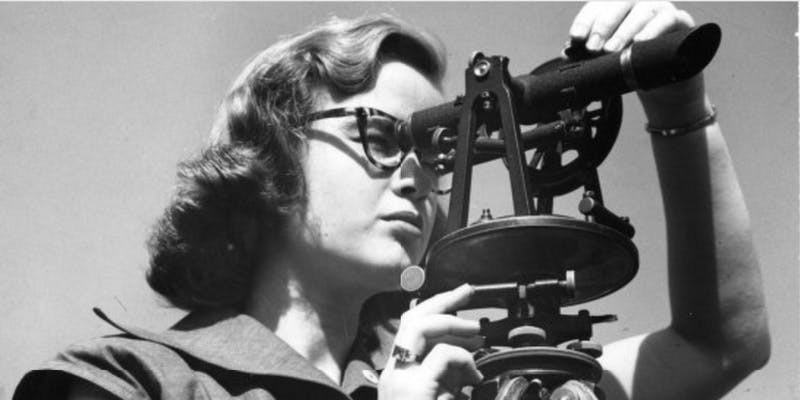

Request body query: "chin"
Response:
[389, 241, 424, 267]
[360, 242, 422, 288]
[371, 250, 415, 272]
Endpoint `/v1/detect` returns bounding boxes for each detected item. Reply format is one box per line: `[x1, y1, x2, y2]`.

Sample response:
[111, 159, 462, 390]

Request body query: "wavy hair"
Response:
[146, 15, 446, 311]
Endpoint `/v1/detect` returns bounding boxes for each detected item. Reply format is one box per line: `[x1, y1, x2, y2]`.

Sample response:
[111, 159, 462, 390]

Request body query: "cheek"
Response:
[306, 143, 361, 188]
[302, 143, 379, 225]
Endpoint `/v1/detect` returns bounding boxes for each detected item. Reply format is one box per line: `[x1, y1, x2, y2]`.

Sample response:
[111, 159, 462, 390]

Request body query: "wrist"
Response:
[645, 105, 716, 137]
[637, 74, 713, 128]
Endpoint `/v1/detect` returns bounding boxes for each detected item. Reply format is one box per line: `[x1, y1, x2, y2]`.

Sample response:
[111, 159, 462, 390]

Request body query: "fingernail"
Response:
[586, 33, 604, 51]
[604, 37, 622, 52]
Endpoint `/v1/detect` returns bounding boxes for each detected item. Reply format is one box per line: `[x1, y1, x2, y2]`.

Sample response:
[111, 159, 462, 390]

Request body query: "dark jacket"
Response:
[14, 308, 382, 400]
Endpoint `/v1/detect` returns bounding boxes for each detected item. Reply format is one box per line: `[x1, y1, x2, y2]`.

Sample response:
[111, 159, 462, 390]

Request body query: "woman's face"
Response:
[300, 60, 444, 292]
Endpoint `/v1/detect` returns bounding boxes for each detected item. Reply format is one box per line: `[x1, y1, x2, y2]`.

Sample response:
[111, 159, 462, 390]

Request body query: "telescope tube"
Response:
[402, 23, 721, 153]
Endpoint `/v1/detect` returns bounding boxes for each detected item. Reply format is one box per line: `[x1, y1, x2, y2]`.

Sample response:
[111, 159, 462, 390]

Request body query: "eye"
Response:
[364, 117, 399, 157]
[365, 131, 396, 158]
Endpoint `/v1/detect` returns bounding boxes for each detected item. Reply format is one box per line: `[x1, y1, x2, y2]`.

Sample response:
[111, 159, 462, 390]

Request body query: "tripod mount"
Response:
[403, 23, 722, 400]
[424, 51, 635, 400]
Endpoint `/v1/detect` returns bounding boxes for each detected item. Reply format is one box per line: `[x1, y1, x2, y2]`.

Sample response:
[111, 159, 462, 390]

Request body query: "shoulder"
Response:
[14, 308, 352, 400]
[14, 334, 201, 400]
[14, 307, 348, 400]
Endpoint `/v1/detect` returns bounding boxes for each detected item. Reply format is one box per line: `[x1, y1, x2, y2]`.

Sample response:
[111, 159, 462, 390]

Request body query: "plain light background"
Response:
[1, 2, 796, 399]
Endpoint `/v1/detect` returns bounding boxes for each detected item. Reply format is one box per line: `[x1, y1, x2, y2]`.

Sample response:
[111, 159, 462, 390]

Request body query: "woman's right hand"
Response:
[378, 284, 485, 400]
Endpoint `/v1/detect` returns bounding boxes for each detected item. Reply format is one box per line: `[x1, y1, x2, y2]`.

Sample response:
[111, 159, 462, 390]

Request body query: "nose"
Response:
[389, 152, 435, 199]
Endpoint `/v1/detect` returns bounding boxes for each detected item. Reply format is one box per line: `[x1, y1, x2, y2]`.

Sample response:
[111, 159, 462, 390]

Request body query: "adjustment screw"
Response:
[468, 51, 484, 67]
[473, 59, 491, 78]
[479, 91, 495, 111]
[471, 209, 494, 226]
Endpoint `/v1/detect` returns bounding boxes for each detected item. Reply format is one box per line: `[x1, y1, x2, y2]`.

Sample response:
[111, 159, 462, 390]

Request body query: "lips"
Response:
[381, 211, 423, 231]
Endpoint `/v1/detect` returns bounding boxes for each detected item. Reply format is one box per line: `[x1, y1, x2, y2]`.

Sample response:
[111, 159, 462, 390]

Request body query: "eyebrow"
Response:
[307, 107, 400, 137]
[369, 114, 396, 127]
[347, 114, 394, 133]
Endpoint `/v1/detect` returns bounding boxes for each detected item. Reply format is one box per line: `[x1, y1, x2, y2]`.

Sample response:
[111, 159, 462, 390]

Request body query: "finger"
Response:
[570, 2, 604, 40]
[602, 3, 663, 52]
[427, 334, 486, 352]
[585, 2, 635, 51]
[421, 344, 484, 386]
[399, 314, 481, 339]
[383, 352, 413, 372]
[634, 8, 695, 42]
[395, 314, 481, 354]
[406, 284, 475, 316]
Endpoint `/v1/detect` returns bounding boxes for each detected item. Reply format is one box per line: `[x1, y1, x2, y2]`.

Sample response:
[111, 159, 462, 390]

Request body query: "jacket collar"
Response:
[93, 307, 380, 396]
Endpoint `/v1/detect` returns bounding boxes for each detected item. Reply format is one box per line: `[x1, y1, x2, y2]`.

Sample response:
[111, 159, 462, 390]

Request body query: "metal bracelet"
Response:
[645, 106, 717, 137]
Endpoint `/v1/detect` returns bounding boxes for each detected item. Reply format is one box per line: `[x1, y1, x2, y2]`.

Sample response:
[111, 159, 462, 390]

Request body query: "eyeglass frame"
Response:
[306, 106, 450, 195]
[306, 107, 419, 170]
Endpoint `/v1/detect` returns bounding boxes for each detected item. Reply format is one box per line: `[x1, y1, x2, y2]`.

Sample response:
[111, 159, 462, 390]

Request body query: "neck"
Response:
[245, 251, 375, 384]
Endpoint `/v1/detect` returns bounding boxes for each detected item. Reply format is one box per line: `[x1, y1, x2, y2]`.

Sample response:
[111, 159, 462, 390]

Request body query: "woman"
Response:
[14, 3, 769, 400]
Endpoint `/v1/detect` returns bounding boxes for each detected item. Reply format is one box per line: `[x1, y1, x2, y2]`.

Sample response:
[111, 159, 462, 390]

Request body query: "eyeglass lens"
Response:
[357, 111, 404, 168]
[359, 112, 452, 194]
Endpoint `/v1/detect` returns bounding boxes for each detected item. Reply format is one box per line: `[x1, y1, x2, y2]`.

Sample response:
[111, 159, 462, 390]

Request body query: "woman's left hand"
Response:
[568, 2, 709, 123]
[569, 2, 694, 54]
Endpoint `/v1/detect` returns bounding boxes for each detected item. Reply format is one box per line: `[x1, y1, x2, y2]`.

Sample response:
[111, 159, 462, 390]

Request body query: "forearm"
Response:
[647, 92, 770, 370]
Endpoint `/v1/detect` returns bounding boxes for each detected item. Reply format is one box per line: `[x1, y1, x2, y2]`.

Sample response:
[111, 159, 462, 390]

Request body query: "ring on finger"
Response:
[391, 344, 423, 366]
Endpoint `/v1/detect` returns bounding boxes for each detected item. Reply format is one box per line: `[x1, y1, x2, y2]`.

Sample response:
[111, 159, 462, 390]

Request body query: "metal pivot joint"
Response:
[447, 54, 535, 234]
[411, 24, 724, 400]
[419, 49, 663, 400]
